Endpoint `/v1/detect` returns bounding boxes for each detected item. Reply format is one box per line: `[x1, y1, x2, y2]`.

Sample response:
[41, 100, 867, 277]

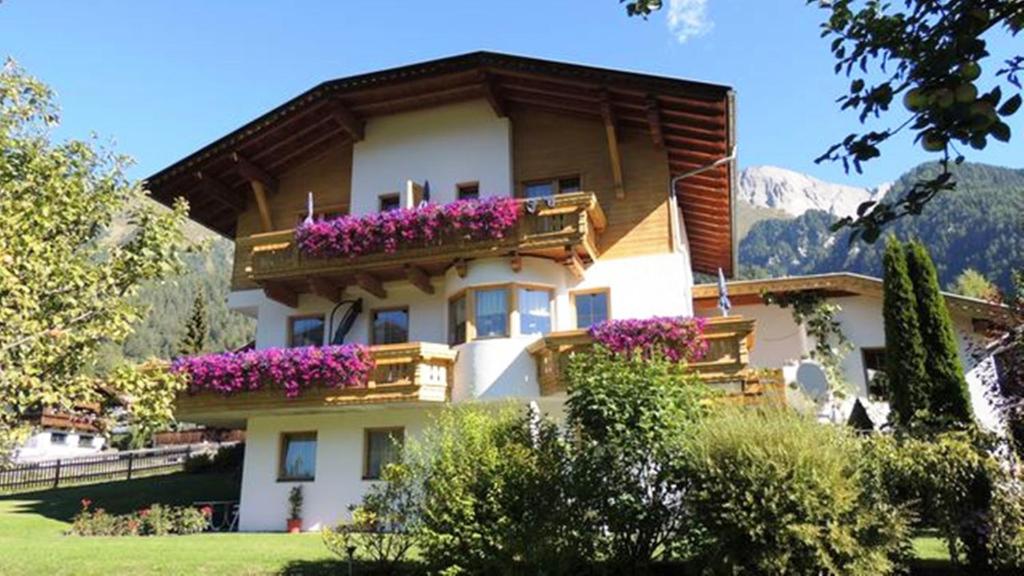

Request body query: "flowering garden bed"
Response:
[171, 345, 375, 398]
[295, 197, 520, 259]
[589, 316, 709, 363]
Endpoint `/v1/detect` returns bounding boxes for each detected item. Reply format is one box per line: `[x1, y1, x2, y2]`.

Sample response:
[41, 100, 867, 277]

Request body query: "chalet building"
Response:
[147, 52, 773, 531]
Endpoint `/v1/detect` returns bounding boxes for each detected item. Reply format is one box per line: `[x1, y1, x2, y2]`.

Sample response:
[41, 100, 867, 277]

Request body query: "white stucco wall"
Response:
[239, 408, 435, 532]
[14, 430, 105, 463]
[349, 99, 513, 215]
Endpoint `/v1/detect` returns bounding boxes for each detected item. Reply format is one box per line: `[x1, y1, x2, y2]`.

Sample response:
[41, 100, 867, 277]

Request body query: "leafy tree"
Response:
[0, 60, 188, 459]
[952, 268, 1002, 301]
[882, 237, 931, 425]
[565, 348, 711, 572]
[907, 240, 974, 425]
[177, 289, 208, 356]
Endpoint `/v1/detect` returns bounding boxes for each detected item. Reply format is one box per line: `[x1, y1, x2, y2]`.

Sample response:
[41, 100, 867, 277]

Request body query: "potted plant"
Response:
[286, 485, 303, 533]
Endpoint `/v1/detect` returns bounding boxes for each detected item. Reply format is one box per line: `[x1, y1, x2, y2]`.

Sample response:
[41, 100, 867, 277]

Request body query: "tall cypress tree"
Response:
[905, 240, 973, 425]
[882, 237, 930, 426]
[178, 289, 208, 356]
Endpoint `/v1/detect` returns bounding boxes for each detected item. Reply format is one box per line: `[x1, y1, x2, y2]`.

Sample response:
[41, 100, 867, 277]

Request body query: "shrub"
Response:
[288, 485, 303, 521]
[323, 463, 419, 574]
[183, 442, 245, 475]
[679, 408, 912, 575]
[70, 499, 211, 537]
[882, 236, 931, 426]
[404, 404, 582, 575]
[565, 347, 712, 571]
[861, 431, 1024, 574]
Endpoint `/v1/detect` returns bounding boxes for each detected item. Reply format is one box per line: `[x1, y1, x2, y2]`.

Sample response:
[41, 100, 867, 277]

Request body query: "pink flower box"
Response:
[589, 316, 709, 363]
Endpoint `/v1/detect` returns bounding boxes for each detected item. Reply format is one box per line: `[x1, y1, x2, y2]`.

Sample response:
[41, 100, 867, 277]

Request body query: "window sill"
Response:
[277, 477, 315, 483]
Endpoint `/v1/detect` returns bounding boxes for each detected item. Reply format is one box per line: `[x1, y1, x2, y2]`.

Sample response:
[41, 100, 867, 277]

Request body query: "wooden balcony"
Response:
[526, 316, 784, 404]
[174, 342, 457, 426]
[231, 192, 607, 298]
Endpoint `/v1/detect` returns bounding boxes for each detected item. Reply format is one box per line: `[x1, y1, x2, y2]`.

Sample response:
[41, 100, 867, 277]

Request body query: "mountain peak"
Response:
[738, 165, 887, 218]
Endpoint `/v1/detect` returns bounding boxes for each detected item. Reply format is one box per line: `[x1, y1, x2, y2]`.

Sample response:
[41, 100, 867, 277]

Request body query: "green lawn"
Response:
[0, 472, 957, 575]
[0, 473, 339, 576]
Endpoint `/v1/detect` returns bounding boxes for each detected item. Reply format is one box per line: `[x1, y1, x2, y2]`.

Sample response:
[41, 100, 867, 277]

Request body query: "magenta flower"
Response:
[171, 344, 375, 398]
[295, 197, 520, 259]
[589, 316, 709, 363]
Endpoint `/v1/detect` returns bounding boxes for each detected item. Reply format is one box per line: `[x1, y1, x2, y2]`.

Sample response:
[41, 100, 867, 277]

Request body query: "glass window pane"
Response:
[281, 433, 317, 480]
[449, 296, 467, 345]
[373, 309, 409, 345]
[379, 195, 400, 212]
[457, 183, 480, 200]
[558, 177, 581, 193]
[574, 291, 609, 329]
[524, 182, 554, 198]
[475, 288, 508, 338]
[290, 317, 325, 348]
[518, 288, 552, 335]
[365, 428, 403, 479]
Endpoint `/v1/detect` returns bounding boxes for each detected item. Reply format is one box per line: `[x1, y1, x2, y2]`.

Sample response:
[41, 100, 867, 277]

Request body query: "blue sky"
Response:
[1, 0, 1020, 188]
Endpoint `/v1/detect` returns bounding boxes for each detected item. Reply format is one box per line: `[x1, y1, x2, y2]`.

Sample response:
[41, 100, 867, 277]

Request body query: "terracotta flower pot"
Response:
[287, 518, 302, 533]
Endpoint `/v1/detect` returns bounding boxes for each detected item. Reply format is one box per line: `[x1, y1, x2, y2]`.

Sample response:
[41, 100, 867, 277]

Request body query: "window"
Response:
[372, 308, 409, 345]
[364, 428, 404, 480]
[379, 193, 401, 212]
[448, 295, 467, 345]
[50, 432, 67, 446]
[475, 288, 509, 338]
[518, 287, 552, 335]
[862, 348, 888, 400]
[456, 182, 480, 200]
[288, 316, 325, 348]
[523, 175, 581, 198]
[279, 432, 317, 481]
[573, 289, 610, 329]
[78, 435, 94, 448]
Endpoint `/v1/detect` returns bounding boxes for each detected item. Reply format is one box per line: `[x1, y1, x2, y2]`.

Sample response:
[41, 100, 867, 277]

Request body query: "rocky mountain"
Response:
[738, 165, 891, 219]
[737, 162, 1024, 293]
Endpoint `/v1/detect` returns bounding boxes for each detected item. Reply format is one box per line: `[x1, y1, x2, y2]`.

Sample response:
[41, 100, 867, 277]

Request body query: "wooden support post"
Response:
[646, 96, 664, 149]
[355, 272, 387, 299]
[232, 153, 277, 232]
[264, 283, 298, 308]
[329, 100, 365, 141]
[308, 277, 343, 303]
[454, 259, 468, 278]
[53, 459, 61, 489]
[251, 180, 274, 232]
[510, 252, 522, 273]
[404, 265, 434, 295]
[600, 95, 625, 199]
[126, 452, 135, 481]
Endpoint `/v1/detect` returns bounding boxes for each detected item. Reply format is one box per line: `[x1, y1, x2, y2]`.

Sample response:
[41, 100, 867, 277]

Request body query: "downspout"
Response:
[667, 145, 738, 258]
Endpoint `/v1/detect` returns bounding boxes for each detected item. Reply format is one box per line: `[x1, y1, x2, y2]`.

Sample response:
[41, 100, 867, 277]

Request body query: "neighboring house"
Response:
[14, 407, 106, 463]
[694, 273, 1012, 431]
[146, 52, 766, 532]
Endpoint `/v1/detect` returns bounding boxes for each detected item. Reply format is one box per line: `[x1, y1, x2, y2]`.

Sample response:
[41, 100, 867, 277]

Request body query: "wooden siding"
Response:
[511, 106, 673, 259]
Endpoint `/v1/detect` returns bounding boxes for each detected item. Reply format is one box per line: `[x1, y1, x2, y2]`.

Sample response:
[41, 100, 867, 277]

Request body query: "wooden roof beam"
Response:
[600, 92, 625, 199]
[646, 96, 664, 149]
[264, 282, 297, 308]
[479, 72, 506, 118]
[329, 101, 365, 142]
[194, 171, 246, 212]
[404, 264, 435, 295]
[308, 277, 344, 303]
[355, 272, 387, 299]
[232, 152, 278, 193]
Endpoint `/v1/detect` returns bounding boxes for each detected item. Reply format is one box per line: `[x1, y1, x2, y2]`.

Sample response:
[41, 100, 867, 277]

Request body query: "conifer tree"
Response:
[906, 240, 973, 425]
[178, 289, 208, 356]
[882, 237, 930, 426]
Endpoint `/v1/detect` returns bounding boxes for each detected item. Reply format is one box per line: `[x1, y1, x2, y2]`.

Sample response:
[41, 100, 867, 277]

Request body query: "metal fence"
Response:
[0, 446, 193, 494]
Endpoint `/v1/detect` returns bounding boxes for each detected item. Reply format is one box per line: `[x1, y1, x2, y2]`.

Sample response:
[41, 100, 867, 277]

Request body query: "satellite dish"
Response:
[795, 360, 830, 404]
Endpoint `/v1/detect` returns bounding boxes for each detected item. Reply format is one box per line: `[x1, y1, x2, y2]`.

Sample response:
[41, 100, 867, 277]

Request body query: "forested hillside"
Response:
[739, 162, 1024, 293]
[94, 219, 255, 373]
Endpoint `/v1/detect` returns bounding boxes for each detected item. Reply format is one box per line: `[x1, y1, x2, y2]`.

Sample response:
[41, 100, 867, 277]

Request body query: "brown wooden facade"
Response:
[146, 52, 738, 295]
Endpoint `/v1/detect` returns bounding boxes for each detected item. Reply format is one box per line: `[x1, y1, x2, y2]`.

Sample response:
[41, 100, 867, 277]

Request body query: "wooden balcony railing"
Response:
[174, 342, 457, 424]
[526, 316, 784, 404]
[231, 192, 606, 292]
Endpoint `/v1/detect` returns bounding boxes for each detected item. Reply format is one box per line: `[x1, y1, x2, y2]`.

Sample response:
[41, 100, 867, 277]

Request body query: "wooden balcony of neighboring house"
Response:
[526, 316, 786, 405]
[174, 342, 457, 425]
[230, 192, 607, 303]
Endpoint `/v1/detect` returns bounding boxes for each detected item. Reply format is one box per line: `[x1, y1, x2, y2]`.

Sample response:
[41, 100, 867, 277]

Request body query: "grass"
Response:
[0, 472, 337, 576]
[0, 472, 958, 575]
